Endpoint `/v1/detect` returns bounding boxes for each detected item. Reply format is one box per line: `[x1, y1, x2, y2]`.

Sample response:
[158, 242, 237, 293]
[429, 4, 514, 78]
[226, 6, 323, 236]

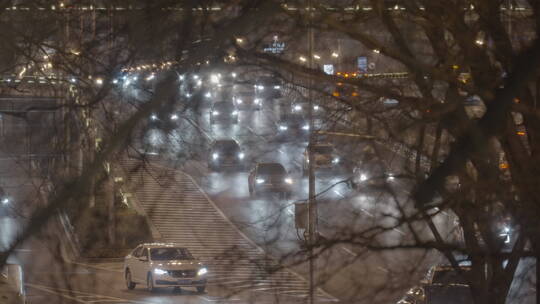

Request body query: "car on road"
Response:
[276, 113, 310, 141]
[351, 158, 394, 189]
[210, 101, 239, 125]
[302, 143, 341, 175]
[233, 90, 262, 110]
[208, 139, 245, 171]
[148, 112, 181, 129]
[124, 243, 208, 293]
[254, 75, 282, 99]
[290, 100, 323, 118]
[248, 163, 293, 198]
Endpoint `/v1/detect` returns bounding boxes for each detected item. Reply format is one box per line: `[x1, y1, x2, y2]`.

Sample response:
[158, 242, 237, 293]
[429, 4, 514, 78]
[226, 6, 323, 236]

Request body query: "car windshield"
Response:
[150, 248, 194, 261]
[257, 76, 280, 85]
[281, 114, 305, 123]
[312, 146, 333, 154]
[432, 269, 470, 285]
[213, 102, 235, 112]
[258, 164, 286, 175]
[214, 140, 240, 152]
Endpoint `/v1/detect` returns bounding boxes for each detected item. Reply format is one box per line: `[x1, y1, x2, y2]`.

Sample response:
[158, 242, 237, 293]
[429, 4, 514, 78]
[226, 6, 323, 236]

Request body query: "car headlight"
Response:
[332, 157, 340, 164]
[150, 114, 158, 121]
[205, 92, 212, 98]
[284, 177, 293, 184]
[273, 85, 281, 89]
[210, 74, 219, 84]
[254, 98, 261, 104]
[314, 105, 320, 111]
[197, 80, 202, 86]
[257, 85, 264, 90]
[302, 125, 310, 130]
[387, 173, 395, 181]
[294, 105, 302, 111]
[212, 153, 219, 160]
[198, 268, 208, 276]
[1, 198, 9, 205]
[238, 152, 245, 159]
[256, 178, 265, 184]
[236, 99, 243, 104]
[232, 111, 238, 116]
[212, 111, 219, 116]
[359, 174, 368, 182]
[154, 268, 168, 275]
[170, 114, 178, 120]
[279, 125, 288, 131]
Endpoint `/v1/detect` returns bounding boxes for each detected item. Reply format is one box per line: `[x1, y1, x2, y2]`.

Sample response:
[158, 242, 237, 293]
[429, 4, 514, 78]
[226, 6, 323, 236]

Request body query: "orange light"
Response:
[352, 73, 357, 77]
[351, 92, 358, 97]
[344, 73, 349, 78]
[513, 98, 520, 103]
[452, 65, 459, 70]
[332, 92, 340, 97]
[337, 72, 342, 76]
[426, 109, 431, 113]
[500, 163, 509, 169]
[517, 131, 526, 136]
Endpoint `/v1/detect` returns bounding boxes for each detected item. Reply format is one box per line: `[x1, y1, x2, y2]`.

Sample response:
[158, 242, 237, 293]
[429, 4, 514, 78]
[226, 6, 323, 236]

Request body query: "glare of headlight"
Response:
[254, 98, 261, 104]
[332, 157, 340, 164]
[70, 78, 77, 83]
[170, 114, 178, 120]
[238, 152, 245, 159]
[205, 92, 212, 98]
[122, 75, 127, 80]
[193, 74, 199, 80]
[210, 74, 219, 84]
[95, 78, 103, 85]
[197, 80, 202, 86]
[154, 268, 167, 275]
[150, 114, 158, 120]
[273, 85, 281, 89]
[236, 99, 243, 104]
[387, 174, 395, 181]
[360, 174, 367, 181]
[132, 76, 138, 81]
[256, 178, 265, 184]
[212, 111, 219, 116]
[294, 105, 302, 111]
[212, 153, 219, 160]
[314, 105, 320, 110]
[232, 111, 238, 116]
[179, 74, 185, 81]
[146, 74, 155, 81]
[257, 85, 264, 90]
[112, 79, 118, 84]
[197, 268, 208, 276]
[302, 125, 310, 130]
[279, 125, 288, 131]
[231, 72, 237, 78]
[186, 93, 192, 98]
[1, 198, 9, 205]
[284, 177, 293, 184]
[503, 226, 510, 233]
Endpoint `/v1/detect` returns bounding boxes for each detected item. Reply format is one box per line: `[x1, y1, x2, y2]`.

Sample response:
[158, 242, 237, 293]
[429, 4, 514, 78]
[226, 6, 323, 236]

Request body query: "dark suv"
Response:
[210, 101, 239, 125]
[208, 139, 245, 171]
[276, 114, 310, 141]
[254, 76, 282, 99]
[248, 163, 293, 198]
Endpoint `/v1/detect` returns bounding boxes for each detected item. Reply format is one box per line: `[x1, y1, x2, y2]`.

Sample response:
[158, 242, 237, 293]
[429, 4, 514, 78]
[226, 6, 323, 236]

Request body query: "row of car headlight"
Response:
[212, 152, 245, 160]
[150, 114, 179, 121]
[278, 125, 310, 131]
[235, 98, 262, 105]
[256, 177, 293, 184]
[254, 85, 281, 90]
[212, 111, 238, 116]
[153, 267, 208, 276]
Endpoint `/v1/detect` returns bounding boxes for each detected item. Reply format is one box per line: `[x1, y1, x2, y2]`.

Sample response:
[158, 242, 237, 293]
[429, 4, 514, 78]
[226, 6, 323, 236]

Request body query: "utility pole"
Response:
[307, 0, 317, 303]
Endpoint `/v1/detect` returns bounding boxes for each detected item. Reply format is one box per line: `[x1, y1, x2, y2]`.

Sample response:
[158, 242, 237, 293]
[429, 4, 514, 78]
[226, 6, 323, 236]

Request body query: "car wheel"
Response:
[125, 269, 136, 290]
[147, 273, 156, 293]
[197, 286, 206, 293]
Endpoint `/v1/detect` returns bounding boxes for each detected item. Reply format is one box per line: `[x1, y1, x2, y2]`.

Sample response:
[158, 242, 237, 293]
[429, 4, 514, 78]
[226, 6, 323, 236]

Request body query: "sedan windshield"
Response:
[150, 248, 194, 261]
[213, 102, 235, 112]
[258, 164, 286, 175]
[214, 140, 240, 153]
[312, 146, 333, 155]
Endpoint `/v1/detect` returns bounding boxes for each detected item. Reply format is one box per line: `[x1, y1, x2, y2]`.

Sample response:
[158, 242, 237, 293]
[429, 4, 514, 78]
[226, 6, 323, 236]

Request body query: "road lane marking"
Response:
[26, 283, 148, 304]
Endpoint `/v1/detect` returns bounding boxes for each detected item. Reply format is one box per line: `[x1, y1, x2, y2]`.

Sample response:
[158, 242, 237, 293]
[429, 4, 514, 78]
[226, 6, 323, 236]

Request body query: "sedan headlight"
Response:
[198, 268, 208, 276]
[238, 152, 245, 159]
[257, 85, 264, 90]
[212, 111, 219, 116]
[359, 174, 368, 182]
[1, 198, 9, 205]
[284, 177, 293, 184]
[294, 105, 302, 111]
[256, 178, 265, 184]
[154, 268, 168, 275]
[314, 105, 320, 111]
[279, 125, 288, 131]
[212, 153, 219, 160]
[232, 111, 239, 116]
[205, 92, 212, 98]
[150, 114, 158, 121]
[236, 99, 243, 104]
[170, 114, 178, 120]
[302, 125, 310, 130]
[254, 98, 261, 104]
[387, 173, 395, 181]
[332, 157, 340, 164]
[273, 85, 281, 89]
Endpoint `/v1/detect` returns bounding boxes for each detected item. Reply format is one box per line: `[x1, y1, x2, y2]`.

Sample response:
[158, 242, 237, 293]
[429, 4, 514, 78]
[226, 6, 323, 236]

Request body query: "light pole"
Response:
[306, 0, 317, 303]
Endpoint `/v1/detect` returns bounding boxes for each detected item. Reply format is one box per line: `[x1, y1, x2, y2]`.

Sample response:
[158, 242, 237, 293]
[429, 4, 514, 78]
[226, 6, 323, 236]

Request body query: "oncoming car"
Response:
[124, 243, 208, 293]
[208, 139, 245, 171]
[210, 101, 239, 125]
[303, 143, 341, 175]
[276, 113, 310, 141]
[248, 163, 293, 198]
